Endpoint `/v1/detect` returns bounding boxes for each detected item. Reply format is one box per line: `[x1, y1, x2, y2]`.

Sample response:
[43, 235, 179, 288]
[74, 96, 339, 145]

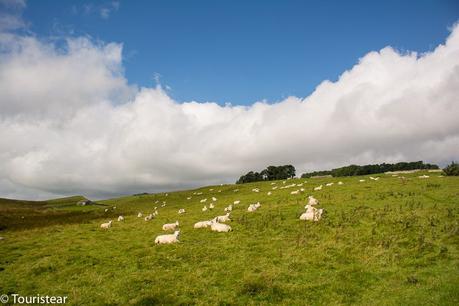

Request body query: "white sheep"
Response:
[209, 203, 215, 209]
[161, 203, 166, 207]
[202, 205, 208, 212]
[187, 197, 192, 200]
[209, 188, 214, 191]
[216, 212, 231, 222]
[374, 177, 380, 181]
[272, 186, 278, 190]
[155, 230, 180, 244]
[212, 197, 217, 201]
[252, 188, 260, 192]
[300, 188, 305, 192]
[267, 191, 272, 195]
[137, 212, 143, 218]
[224, 205, 233, 212]
[359, 179, 365, 182]
[210, 221, 232, 232]
[194, 220, 213, 229]
[162, 221, 179, 231]
[291, 190, 300, 195]
[178, 208, 186, 214]
[117, 215, 124, 222]
[418, 175, 430, 179]
[314, 185, 323, 191]
[233, 189, 239, 192]
[100, 220, 112, 229]
[200, 198, 207, 203]
[247, 202, 261, 212]
[338, 181, 344, 185]
[308, 196, 319, 206]
[144, 214, 153, 221]
[326, 183, 334, 187]
[233, 200, 240, 205]
[104, 208, 109, 212]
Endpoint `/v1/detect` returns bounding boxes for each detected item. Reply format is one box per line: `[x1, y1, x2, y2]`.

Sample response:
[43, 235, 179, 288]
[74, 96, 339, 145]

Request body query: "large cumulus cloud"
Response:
[1, 22, 458, 200]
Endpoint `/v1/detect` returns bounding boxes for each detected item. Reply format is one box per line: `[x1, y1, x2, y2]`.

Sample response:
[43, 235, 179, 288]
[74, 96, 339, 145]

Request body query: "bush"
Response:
[443, 161, 459, 176]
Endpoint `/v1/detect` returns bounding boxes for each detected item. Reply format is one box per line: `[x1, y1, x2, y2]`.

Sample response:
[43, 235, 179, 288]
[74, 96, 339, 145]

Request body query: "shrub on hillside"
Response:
[443, 161, 459, 176]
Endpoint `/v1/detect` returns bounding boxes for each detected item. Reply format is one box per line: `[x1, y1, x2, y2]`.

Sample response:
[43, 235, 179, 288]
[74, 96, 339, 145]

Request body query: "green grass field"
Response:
[1, 172, 458, 305]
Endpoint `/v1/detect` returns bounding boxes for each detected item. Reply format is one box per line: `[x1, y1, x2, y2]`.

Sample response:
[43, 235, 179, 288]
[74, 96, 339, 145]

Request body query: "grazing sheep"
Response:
[314, 185, 323, 191]
[100, 220, 113, 229]
[210, 221, 232, 232]
[178, 209, 186, 214]
[300, 188, 305, 192]
[216, 212, 231, 222]
[153, 210, 159, 217]
[117, 216, 124, 222]
[162, 221, 179, 231]
[267, 191, 272, 195]
[272, 186, 278, 190]
[212, 197, 217, 201]
[374, 177, 380, 181]
[137, 212, 143, 218]
[233, 200, 240, 205]
[291, 190, 300, 195]
[194, 220, 213, 229]
[202, 205, 208, 212]
[224, 205, 233, 212]
[155, 230, 180, 244]
[248, 202, 261, 212]
[200, 198, 207, 203]
[308, 196, 319, 206]
[161, 203, 166, 207]
[271, 182, 276, 185]
[297, 183, 303, 187]
[145, 214, 153, 221]
[326, 183, 334, 187]
[209, 203, 215, 209]
[187, 197, 192, 200]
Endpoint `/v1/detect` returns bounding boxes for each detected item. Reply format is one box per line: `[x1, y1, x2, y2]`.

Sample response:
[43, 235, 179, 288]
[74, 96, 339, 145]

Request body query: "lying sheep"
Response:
[194, 220, 213, 229]
[248, 202, 261, 212]
[100, 220, 113, 229]
[267, 191, 272, 196]
[210, 221, 232, 232]
[200, 198, 207, 203]
[178, 209, 186, 214]
[314, 185, 323, 191]
[162, 221, 179, 231]
[155, 230, 180, 244]
[233, 200, 240, 205]
[338, 181, 344, 185]
[216, 212, 231, 222]
[117, 215, 124, 222]
[212, 197, 217, 201]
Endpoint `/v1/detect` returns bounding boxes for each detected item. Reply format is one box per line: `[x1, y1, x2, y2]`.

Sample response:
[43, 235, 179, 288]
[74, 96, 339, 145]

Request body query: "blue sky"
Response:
[22, 0, 459, 105]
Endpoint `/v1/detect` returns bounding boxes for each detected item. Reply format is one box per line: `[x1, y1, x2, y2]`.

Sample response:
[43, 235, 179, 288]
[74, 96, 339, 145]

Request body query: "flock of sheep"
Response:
[99, 174, 435, 244]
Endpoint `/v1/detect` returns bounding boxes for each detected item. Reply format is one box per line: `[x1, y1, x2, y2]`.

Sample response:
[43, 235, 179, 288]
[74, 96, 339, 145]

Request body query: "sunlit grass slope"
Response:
[0, 172, 458, 305]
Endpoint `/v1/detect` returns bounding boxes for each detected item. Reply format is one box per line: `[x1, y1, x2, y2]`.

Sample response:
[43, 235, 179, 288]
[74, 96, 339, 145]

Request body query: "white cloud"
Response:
[0, 23, 458, 200]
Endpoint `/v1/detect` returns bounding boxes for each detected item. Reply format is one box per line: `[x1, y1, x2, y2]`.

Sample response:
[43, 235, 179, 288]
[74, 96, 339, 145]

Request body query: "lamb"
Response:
[200, 198, 207, 203]
[155, 230, 180, 244]
[314, 185, 323, 191]
[162, 221, 179, 231]
[194, 220, 213, 229]
[308, 196, 319, 206]
[144, 214, 153, 221]
[233, 200, 240, 205]
[202, 205, 208, 212]
[210, 221, 232, 232]
[216, 212, 231, 222]
[178, 208, 186, 214]
[137, 212, 143, 218]
[224, 205, 233, 212]
[100, 220, 113, 229]
[117, 215, 124, 222]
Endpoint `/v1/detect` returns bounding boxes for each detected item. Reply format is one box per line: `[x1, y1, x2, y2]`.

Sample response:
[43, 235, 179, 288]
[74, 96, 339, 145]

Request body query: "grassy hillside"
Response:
[0, 172, 458, 305]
